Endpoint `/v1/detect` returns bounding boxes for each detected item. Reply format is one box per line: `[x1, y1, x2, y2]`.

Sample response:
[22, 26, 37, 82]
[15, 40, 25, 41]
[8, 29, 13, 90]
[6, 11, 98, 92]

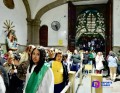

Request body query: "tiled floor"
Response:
[76, 75, 120, 93]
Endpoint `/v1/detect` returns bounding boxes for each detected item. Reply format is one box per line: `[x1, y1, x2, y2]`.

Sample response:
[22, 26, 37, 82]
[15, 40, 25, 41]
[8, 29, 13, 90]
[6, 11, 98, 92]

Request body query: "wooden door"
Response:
[39, 25, 48, 47]
[68, 1, 76, 52]
[105, 0, 113, 56]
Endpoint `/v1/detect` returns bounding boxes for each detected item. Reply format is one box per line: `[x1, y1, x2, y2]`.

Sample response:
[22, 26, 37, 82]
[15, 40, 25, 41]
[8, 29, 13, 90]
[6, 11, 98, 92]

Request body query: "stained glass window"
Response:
[76, 9, 105, 40]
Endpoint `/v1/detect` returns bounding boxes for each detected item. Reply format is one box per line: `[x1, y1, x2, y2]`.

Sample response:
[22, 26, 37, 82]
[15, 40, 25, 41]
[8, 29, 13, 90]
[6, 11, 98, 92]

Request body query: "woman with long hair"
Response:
[23, 47, 54, 93]
[51, 52, 69, 93]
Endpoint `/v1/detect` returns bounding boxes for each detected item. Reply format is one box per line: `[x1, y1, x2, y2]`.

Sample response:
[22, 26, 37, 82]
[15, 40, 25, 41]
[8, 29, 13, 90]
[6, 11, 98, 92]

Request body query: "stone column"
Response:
[26, 18, 41, 45]
[26, 18, 32, 45]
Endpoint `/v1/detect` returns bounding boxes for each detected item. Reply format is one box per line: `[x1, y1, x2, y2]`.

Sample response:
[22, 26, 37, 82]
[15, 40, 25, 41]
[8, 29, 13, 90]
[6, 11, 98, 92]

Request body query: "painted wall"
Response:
[40, 4, 68, 47]
[113, 0, 120, 46]
[0, 0, 27, 45]
[28, 0, 56, 19]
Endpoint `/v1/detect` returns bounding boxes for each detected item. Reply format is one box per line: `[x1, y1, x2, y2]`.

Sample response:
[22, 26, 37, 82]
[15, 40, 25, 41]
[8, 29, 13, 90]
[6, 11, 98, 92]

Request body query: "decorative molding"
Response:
[35, 0, 95, 20]
[22, 0, 31, 19]
[35, 0, 68, 20]
[24, 0, 91, 45]
[3, 20, 15, 33]
[23, 0, 84, 45]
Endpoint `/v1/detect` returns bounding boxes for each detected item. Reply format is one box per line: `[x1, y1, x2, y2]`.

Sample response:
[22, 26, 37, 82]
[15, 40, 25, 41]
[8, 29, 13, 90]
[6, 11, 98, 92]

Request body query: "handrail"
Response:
[75, 65, 84, 77]
[60, 65, 84, 93]
[74, 65, 85, 93]
[60, 82, 71, 93]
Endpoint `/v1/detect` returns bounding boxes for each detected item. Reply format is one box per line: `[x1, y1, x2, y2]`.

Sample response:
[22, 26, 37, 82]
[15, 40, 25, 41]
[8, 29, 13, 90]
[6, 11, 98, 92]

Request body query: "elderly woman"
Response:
[95, 52, 104, 74]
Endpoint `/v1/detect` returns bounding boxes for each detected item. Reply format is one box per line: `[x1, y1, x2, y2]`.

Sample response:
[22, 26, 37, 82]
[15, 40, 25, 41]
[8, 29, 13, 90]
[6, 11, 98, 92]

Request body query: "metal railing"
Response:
[74, 65, 84, 93]
[60, 82, 71, 93]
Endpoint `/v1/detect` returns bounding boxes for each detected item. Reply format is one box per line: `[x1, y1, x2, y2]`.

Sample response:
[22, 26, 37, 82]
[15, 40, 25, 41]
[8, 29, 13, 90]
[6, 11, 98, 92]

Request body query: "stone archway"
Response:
[23, 0, 92, 45]
[23, 0, 68, 45]
[22, 0, 32, 45]
[35, 0, 82, 20]
[22, 0, 31, 19]
[22, 0, 112, 54]
[34, 0, 82, 46]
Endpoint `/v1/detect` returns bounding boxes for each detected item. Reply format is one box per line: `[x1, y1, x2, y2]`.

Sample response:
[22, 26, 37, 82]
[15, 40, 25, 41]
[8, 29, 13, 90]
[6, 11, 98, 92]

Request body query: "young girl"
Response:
[23, 47, 54, 93]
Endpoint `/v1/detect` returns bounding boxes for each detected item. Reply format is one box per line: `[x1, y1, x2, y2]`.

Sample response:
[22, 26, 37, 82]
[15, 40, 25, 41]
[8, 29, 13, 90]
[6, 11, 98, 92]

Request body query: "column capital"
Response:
[26, 18, 41, 26]
[26, 18, 32, 22]
[32, 19, 41, 26]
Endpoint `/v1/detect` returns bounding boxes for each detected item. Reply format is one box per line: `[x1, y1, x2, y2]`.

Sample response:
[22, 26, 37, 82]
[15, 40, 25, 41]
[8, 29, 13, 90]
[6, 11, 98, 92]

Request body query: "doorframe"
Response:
[39, 25, 48, 47]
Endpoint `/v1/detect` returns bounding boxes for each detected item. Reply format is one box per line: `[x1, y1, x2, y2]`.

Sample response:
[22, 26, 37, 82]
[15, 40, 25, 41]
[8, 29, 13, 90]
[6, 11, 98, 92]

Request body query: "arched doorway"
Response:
[76, 33, 105, 52]
[39, 25, 48, 47]
[76, 9, 106, 53]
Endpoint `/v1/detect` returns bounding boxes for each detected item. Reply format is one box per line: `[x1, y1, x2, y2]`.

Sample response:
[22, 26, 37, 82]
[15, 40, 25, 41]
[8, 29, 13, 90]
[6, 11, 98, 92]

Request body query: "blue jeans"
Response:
[70, 63, 80, 72]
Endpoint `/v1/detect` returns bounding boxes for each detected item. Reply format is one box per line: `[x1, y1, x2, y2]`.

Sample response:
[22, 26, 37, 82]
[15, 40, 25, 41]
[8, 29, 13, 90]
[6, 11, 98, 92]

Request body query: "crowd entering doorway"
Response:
[76, 33, 105, 53]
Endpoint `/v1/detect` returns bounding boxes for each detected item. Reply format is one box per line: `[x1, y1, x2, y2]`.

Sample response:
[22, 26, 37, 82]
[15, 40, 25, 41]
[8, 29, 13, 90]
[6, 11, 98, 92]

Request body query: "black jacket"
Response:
[50, 61, 69, 86]
[62, 61, 69, 85]
[0, 65, 9, 88]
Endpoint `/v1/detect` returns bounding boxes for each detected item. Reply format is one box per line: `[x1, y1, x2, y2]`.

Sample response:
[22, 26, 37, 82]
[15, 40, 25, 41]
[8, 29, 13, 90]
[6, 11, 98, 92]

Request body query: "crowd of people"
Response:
[78, 37, 105, 52]
[0, 44, 120, 93]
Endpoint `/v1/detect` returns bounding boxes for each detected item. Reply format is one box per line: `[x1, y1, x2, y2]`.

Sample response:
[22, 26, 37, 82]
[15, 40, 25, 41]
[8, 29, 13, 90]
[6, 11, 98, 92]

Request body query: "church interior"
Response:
[0, 0, 120, 93]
